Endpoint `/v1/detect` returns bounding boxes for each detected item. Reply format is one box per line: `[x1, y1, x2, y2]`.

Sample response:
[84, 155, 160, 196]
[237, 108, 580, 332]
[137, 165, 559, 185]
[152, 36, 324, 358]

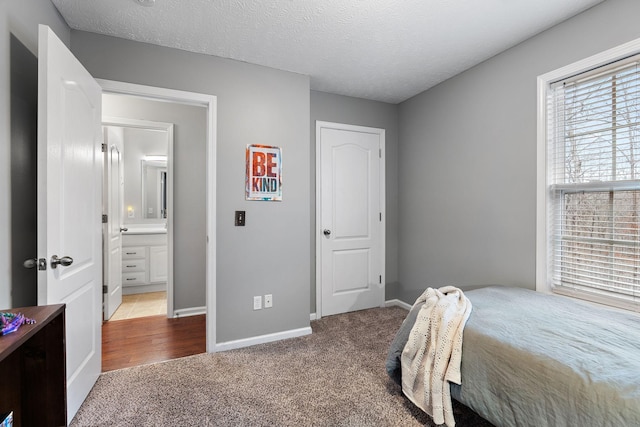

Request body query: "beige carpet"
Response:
[71, 306, 494, 426]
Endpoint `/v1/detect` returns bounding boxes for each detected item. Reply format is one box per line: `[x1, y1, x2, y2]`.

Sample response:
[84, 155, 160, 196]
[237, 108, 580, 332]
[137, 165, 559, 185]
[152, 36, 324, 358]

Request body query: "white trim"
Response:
[102, 116, 175, 317]
[536, 36, 640, 294]
[174, 306, 206, 318]
[315, 122, 321, 318]
[315, 121, 386, 319]
[122, 284, 166, 295]
[102, 116, 174, 130]
[215, 327, 312, 352]
[385, 299, 412, 311]
[313, 299, 410, 320]
[98, 79, 218, 352]
[536, 74, 549, 293]
[538, 37, 640, 86]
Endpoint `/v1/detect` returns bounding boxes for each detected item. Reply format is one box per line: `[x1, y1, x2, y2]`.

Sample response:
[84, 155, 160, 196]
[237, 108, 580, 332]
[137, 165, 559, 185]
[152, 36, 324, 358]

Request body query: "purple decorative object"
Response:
[0, 312, 36, 335]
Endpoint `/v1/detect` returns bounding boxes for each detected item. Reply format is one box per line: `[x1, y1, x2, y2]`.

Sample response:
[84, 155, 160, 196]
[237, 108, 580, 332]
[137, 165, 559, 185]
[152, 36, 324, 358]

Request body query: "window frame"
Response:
[537, 37, 640, 311]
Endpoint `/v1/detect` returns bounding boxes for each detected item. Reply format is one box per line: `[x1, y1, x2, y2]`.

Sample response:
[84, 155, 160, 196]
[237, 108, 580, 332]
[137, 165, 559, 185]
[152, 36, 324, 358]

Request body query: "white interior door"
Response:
[37, 25, 102, 421]
[317, 122, 385, 317]
[103, 127, 124, 320]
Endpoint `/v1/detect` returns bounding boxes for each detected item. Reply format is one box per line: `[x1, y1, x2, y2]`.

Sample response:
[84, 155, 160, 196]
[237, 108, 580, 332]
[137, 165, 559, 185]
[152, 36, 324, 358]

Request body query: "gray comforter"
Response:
[386, 286, 640, 427]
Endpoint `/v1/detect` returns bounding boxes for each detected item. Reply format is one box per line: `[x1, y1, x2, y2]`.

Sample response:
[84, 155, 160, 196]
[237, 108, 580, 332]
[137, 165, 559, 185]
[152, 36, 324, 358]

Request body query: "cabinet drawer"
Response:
[122, 259, 146, 273]
[122, 246, 145, 259]
[122, 272, 146, 285]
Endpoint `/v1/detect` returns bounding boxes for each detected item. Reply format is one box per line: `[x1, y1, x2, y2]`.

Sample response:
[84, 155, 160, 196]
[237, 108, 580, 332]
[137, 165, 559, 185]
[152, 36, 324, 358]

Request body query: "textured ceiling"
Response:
[51, 0, 603, 104]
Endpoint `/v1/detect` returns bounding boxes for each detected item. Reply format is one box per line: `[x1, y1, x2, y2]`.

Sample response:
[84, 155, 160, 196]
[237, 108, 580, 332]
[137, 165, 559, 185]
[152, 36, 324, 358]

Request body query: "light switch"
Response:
[235, 210, 246, 226]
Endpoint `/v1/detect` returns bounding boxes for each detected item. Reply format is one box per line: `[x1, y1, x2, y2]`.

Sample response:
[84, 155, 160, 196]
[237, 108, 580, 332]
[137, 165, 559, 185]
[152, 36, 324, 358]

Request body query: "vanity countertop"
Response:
[122, 224, 167, 235]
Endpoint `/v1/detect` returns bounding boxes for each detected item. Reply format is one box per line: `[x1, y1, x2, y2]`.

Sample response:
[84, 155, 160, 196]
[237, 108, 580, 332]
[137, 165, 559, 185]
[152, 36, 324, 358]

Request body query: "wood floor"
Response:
[102, 314, 206, 372]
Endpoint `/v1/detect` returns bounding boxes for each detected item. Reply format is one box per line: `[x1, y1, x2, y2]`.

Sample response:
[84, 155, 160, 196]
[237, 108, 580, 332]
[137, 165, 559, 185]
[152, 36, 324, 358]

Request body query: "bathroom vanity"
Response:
[121, 225, 168, 295]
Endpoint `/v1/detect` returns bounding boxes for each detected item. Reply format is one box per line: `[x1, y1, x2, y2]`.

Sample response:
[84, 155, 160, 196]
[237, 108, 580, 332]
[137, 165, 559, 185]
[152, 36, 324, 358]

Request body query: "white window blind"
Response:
[546, 57, 640, 311]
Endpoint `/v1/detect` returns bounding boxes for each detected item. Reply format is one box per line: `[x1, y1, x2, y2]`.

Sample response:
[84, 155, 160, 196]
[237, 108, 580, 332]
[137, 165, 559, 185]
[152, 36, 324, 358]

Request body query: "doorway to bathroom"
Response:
[97, 79, 217, 357]
[96, 80, 216, 372]
[102, 112, 174, 322]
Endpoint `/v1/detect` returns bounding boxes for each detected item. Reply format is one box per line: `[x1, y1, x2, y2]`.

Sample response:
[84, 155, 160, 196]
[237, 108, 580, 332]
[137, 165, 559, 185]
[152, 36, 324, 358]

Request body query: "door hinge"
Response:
[102, 214, 108, 223]
[102, 285, 108, 293]
[379, 275, 382, 284]
[379, 148, 382, 158]
[101, 143, 107, 152]
[379, 212, 382, 221]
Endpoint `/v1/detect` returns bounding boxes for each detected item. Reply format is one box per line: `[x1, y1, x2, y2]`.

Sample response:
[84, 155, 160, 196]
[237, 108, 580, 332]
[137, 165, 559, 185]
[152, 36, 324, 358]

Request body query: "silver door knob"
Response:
[51, 255, 73, 269]
[120, 227, 129, 232]
[23, 258, 38, 269]
[323, 229, 331, 236]
[23, 258, 46, 270]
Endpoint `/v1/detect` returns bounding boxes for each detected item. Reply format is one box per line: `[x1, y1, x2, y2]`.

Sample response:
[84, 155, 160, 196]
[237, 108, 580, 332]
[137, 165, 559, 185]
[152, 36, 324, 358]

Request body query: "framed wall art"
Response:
[246, 144, 282, 201]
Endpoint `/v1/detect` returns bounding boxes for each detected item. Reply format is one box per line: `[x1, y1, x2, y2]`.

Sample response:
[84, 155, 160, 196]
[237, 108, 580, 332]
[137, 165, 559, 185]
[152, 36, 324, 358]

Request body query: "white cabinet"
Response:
[149, 245, 168, 283]
[122, 233, 167, 294]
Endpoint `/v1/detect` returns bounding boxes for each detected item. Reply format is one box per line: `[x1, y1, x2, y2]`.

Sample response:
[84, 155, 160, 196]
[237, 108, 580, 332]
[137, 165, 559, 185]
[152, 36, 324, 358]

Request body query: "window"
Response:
[537, 40, 640, 312]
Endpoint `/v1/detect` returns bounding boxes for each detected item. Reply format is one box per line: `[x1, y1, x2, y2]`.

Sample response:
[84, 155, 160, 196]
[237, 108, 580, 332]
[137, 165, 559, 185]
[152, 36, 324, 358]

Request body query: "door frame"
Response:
[98, 79, 218, 352]
[102, 116, 175, 319]
[315, 121, 386, 319]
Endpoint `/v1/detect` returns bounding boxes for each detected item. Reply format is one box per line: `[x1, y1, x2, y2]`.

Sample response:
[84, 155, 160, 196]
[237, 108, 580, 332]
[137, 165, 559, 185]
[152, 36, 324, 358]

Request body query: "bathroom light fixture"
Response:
[143, 155, 167, 161]
[136, 0, 155, 7]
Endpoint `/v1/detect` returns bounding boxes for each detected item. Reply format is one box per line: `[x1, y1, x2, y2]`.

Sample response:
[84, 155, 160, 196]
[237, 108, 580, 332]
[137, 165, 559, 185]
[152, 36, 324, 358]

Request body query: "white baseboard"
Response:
[311, 301, 408, 322]
[214, 326, 312, 352]
[173, 306, 206, 318]
[385, 299, 412, 310]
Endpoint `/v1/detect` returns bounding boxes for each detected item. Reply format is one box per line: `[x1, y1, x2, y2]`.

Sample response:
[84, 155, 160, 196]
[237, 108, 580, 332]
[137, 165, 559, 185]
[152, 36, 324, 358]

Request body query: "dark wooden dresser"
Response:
[0, 304, 66, 426]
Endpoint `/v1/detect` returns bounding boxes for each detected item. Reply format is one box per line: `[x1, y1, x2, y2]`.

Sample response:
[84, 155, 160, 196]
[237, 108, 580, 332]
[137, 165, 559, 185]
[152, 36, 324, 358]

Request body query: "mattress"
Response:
[387, 286, 640, 427]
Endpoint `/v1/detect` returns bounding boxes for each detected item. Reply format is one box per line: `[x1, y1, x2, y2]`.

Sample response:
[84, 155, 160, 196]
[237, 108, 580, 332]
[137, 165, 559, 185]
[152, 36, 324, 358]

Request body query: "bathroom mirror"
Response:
[142, 157, 168, 219]
[119, 126, 169, 223]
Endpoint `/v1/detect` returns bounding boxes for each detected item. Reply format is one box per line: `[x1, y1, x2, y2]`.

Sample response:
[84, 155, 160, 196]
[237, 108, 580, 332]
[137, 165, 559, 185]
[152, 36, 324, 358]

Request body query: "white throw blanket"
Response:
[400, 286, 472, 427]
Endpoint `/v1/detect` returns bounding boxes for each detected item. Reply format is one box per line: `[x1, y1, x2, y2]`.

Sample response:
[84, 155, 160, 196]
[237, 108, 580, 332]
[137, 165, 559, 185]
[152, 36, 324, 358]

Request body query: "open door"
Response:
[103, 127, 124, 320]
[37, 25, 102, 420]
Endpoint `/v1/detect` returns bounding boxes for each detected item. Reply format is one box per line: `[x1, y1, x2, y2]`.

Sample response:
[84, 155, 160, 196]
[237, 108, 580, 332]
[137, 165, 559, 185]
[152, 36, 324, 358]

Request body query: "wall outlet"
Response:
[264, 294, 272, 308]
[253, 295, 262, 310]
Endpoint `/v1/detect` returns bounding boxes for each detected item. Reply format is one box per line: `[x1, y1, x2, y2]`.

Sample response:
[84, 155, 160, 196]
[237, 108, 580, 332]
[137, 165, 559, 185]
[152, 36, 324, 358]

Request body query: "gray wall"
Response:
[103, 96, 206, 311]
[0, 0, 70, 308]
[309, 91, 400, 309]
[5, 0, 633, 333]
[71, 31, 311, 342]
[397, 0, 640, 303]
[9, 34, 37, 307]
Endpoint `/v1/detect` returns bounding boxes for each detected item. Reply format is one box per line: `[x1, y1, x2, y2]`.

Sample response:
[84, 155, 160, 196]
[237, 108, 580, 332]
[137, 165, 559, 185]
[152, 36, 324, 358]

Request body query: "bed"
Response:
[386, 286, 640, 427]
